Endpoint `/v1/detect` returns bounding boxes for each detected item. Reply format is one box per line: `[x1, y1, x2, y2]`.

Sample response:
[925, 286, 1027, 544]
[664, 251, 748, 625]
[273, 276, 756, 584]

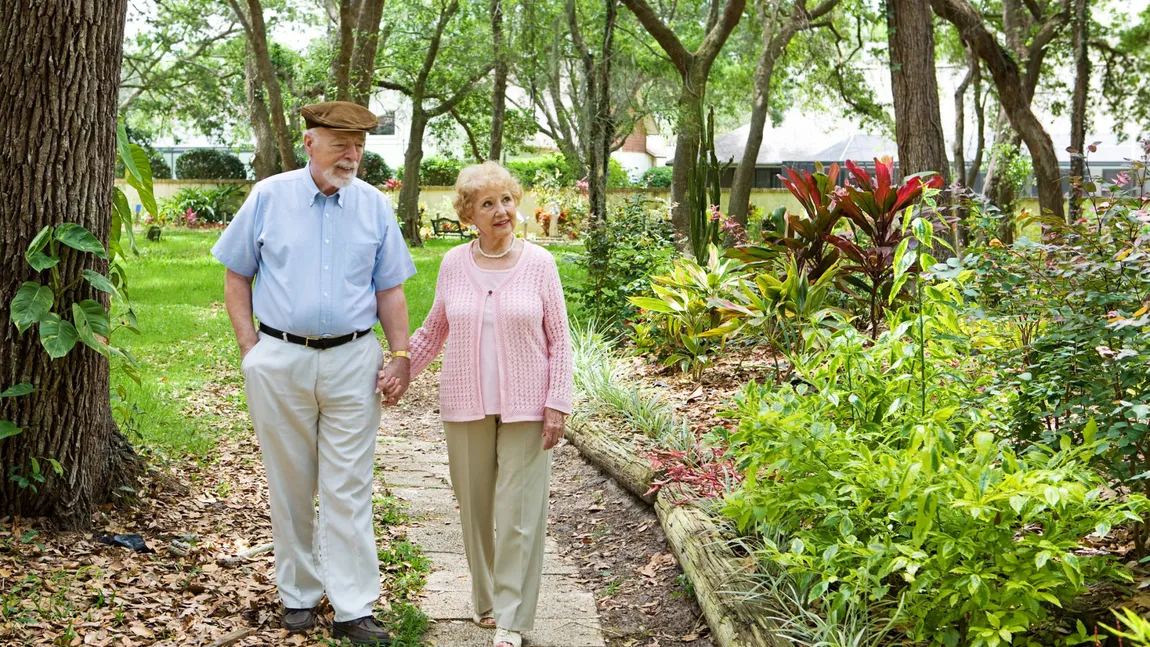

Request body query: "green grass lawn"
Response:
[115, 228, 585, 456]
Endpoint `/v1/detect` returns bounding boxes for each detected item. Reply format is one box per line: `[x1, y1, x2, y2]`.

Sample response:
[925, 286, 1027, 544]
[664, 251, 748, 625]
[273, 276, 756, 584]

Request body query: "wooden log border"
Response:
[565, 413, 784, 647]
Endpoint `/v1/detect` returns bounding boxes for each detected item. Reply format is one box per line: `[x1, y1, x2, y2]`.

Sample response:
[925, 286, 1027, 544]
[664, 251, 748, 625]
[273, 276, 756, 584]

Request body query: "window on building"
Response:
[372, 111, 395, 136]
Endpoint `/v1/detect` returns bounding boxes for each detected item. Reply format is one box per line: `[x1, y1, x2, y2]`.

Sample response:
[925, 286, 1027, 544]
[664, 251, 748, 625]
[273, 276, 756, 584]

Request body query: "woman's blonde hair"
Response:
[453, 161, 523, 224]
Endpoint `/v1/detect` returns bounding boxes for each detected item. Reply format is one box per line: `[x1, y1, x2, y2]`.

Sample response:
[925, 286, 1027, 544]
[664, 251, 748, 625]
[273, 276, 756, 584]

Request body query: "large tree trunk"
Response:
[1068, 0, 1088, 222]
[330, 0, 355, 101]
[670, 84, 704, 244]
[590, 1, 617, 225]
[398, 110, 427, 247]
[236, 0, 296, 172]
[349, 0, 387, 107]
[245, 49, 279, 180]
[488, 0, 507, 161]
[0, 0, 139, 527]
[729, 14, 786, 227]
[888, 0, 950, 183]
[931, 0, 1065, 224]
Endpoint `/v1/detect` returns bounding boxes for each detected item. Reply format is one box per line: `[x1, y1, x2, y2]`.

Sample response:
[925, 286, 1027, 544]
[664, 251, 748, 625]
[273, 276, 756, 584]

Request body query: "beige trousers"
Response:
[242, 332, 383, 622]
[443, 416, 551, 631]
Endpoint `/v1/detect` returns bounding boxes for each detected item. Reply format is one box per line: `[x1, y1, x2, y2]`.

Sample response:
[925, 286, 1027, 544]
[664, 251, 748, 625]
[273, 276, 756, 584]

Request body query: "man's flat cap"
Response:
[301, 101, 378, 132]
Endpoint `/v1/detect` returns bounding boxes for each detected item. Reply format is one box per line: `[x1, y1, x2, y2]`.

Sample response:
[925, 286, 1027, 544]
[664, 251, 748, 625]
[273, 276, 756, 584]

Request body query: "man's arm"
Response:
[224, 269, 259, 359]
[376, 284, 411, 405]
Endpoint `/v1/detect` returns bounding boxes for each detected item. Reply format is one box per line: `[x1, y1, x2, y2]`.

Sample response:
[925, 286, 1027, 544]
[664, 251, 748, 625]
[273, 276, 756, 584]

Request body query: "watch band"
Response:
[391, 350, 410, 358]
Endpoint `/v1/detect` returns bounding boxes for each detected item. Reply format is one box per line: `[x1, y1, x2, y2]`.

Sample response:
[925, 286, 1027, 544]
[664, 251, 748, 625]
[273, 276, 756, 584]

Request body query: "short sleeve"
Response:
[211, 186, 263, 277]
[372, 193, 417, 291]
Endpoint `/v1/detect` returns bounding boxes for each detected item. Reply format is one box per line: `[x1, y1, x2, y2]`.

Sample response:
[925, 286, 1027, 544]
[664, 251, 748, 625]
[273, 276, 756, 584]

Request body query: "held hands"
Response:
[543, 407, 566, 450]
[375, 357, 411, 406]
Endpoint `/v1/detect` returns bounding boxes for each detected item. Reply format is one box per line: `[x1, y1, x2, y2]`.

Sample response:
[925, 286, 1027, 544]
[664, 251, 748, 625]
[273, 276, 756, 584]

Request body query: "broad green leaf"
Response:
[1083, 418, 1097, 445]
[55, 223, 106, 259]
[126, 144, 157, 218]
[25, 225, 58, 271]
[0, 383, 33, 398]
[889, 238, 914, 304]
[113, 187, 138, 252]
[0, 421, 21, 440]
[117, 120, 141, 183]
[628, 296, 677, 314]
[73, 301, 110, 356]
[47, 458, 63, 476]
[82, 270, 120, 299]
[39, 313, 79, 359]
[10, 282, 54, 333]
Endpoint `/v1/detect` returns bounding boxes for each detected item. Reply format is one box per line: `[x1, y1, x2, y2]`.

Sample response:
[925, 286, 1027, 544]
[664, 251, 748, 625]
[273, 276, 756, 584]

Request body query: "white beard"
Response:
[324, 164, 357, 188]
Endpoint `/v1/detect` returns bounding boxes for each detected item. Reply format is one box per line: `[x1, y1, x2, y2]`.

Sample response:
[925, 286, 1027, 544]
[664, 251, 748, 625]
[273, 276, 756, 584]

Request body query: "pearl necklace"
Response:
[476, 238, 516, 259]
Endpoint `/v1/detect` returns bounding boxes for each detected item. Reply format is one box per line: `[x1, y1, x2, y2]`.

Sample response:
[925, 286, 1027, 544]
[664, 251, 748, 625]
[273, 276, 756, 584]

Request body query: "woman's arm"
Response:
[408, 267, 451, 378]
[540, 255, 574, 416]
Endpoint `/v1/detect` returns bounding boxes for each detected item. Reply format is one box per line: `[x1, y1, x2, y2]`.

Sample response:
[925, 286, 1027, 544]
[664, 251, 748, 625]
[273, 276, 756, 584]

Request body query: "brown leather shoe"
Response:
[282, 607, 317, 632]
[333, 615, 391, 645]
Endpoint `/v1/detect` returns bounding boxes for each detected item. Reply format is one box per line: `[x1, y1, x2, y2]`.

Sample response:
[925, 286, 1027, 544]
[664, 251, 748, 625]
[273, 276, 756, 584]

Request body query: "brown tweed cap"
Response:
[301, 101, 378, 132]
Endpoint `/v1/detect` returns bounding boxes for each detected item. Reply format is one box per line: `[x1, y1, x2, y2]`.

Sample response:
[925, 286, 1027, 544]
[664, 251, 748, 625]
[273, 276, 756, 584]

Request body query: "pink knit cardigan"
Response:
[409, 241, 574, 423]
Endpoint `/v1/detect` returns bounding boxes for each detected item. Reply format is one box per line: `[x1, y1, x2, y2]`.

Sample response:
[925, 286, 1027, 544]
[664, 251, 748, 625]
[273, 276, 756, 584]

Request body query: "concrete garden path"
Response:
[377, 390, 607, 647]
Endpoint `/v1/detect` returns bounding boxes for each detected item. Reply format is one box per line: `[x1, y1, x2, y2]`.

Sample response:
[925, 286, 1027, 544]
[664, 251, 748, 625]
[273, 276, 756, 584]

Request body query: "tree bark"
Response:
[330, 0, 356, 101]
[245, 48, 278, 180]
[398, 111, 427, 247]
[1068, 0, 1088, 222]
[0, 0, 140, 527]
[349, 0, 388, 107]
[729, 0, 841, 226]
[229, 0, 296, 172]
[568, 0, 617, 224]
[953, 45, 974, 187]
[489, 0, 507, 161]
[620, 0, 746, 246]
[931, 0, 1066, 223]
[888, 0, 950, 184]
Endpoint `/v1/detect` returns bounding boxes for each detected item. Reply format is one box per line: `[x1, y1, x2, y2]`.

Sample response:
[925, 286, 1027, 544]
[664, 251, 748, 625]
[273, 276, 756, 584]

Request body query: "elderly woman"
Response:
[383, 161, 573, 647]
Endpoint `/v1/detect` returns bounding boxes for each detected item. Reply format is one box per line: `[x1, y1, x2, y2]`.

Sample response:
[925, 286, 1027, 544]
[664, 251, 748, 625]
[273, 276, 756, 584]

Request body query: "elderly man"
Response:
[212, 101, 414, 645]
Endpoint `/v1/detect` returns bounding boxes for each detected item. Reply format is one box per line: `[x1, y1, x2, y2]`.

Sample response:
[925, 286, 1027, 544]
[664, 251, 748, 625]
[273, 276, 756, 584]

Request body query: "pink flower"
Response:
[709, 204, 723, 223]
[1115, 172, 1131, 187]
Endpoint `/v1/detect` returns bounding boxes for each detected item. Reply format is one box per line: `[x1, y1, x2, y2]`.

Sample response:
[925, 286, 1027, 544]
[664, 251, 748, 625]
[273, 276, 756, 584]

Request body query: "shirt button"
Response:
[325, 214, 330, 218]
[325, 239, 330, 244]
[324, 265, 329, 271]
[324, 292, 329, 297]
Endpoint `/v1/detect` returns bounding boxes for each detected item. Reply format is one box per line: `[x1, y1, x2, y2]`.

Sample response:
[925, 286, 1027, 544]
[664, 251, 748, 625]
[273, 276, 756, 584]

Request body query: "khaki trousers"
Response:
[242, 332, 383, 622]
[443, 416, 551, 631]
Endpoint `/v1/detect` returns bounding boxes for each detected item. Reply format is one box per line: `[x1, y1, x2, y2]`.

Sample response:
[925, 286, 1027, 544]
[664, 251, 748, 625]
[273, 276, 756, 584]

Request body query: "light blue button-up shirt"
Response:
[211, 165, 416, 337]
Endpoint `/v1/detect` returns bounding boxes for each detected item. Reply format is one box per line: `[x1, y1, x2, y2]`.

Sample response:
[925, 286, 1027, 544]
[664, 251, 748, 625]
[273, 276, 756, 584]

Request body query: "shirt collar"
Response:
[304, 162, 346, 208]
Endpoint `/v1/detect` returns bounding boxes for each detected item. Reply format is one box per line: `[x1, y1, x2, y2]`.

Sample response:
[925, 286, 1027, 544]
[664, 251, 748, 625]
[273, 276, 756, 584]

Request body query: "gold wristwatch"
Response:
[391, 350, 410, 359]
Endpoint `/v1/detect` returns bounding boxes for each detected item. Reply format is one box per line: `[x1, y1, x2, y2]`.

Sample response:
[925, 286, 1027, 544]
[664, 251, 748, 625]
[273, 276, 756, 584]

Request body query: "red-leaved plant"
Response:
[825, 157, 944, 338]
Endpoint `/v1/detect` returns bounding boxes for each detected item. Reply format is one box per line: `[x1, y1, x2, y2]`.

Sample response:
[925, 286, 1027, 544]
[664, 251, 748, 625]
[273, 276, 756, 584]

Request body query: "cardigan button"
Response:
[488, 290, 493, 295]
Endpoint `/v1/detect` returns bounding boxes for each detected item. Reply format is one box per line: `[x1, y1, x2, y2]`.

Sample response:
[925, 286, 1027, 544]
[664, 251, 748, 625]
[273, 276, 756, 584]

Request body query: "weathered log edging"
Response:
[566, 411, 782, 647]
[566, 414, 657, 504]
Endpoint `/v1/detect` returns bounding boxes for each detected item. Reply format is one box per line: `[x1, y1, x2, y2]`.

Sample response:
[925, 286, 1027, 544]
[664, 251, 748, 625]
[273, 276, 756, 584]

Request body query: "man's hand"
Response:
[376, 357, 411, 406]
[240, 339, 259, 361]
[542, 407, 566, 450]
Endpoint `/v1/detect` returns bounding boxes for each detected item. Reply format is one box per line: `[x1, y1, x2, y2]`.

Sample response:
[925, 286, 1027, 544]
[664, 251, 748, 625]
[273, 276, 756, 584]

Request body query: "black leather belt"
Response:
[258, 323, 373, 350]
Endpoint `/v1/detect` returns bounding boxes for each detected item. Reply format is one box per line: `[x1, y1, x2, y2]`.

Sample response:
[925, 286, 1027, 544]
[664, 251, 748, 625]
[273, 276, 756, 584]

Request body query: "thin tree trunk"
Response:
[231, 0, 296, 172]
[953, 45, 974, 186]
[931, 0, 1066, 224]
[620, 0, 746, 247]
[398, 110, 427, 246]
[0, 0, 140, 526]
[331, 0, 355, 101]
[349, 0, 387, 107]
[590, 0, 617, 224]
[730, 0, 840, 227]
[489, 0, 507, 161]
[245, 49, 278, 179]
[1068, 0, 1089, 222]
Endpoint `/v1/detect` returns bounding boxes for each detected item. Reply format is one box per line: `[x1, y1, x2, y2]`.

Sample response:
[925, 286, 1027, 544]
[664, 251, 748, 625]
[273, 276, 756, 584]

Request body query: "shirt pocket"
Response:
[344, 242, 378, 289]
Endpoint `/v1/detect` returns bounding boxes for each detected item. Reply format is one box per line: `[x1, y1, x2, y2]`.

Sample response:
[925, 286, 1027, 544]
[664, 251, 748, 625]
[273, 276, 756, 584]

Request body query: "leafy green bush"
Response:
[967, 149, 1150, 550]
[629, 246, 742, 381]
[576, 195, 675, 327]
[641, 166, 673, 188]
[358, 151, 392, 186]
[507, 154, 575, 187]
[608, 158, 631, 188]
[721, 274, 1147, 646]
[418, 157, 464, 186]
[176, 149, 247, 180]
[158, 185, 245, 226]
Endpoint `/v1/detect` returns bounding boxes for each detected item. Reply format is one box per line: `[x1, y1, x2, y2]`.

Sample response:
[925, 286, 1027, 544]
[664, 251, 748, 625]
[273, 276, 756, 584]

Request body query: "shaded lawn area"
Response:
[113, 228, 585, 455]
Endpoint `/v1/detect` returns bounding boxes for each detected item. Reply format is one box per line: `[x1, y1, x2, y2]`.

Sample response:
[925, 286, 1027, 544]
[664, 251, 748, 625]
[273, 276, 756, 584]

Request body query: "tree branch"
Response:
[376, 78, 414, 96]
[450, 107, 485, 161]
[426, 63, 495, 118]
[619, 0, 693, 73]
[415, 0, 460, 96]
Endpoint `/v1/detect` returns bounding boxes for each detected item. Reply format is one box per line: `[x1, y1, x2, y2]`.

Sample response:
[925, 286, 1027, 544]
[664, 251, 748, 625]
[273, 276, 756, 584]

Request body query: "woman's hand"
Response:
[542, 407, 566, 450]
